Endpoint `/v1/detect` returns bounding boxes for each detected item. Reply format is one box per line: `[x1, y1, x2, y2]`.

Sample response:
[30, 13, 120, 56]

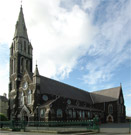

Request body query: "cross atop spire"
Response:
[21, 0, 22, 7]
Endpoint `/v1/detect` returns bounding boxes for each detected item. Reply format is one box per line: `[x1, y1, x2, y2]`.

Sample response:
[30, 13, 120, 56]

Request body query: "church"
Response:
[8, 6, 126, 123]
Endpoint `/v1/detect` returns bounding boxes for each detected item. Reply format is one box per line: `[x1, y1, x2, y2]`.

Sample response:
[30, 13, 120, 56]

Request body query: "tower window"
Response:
[11, 44, 13, 55]
[12, 81, 14, 90]
[28, 46, 30, 54]
[11, 59, 13, 74]
[26, 60, 28, 71]
[20, 57, 24, 73]
[24, 41, 26, 52]
[13, 58, 16, 73]
[13, 59, 15, 73]
[19, 44, 22, 50]
[14, 41, 15, 51]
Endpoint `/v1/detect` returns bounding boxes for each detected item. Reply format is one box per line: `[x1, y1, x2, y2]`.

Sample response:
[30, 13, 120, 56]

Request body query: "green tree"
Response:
[0, 113, 8, 121]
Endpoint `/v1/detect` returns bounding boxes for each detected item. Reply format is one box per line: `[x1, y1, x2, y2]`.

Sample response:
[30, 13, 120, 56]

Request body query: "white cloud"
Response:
[0, 0, 97, 95]
[22, 0, 97, 79]
[83, 0, 131, 85]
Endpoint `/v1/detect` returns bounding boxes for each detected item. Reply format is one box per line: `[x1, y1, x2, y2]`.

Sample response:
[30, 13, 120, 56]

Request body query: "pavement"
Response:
[100, 122, 130, 134]
[0, 131, 130, 135]
[0, 122, 130, 135]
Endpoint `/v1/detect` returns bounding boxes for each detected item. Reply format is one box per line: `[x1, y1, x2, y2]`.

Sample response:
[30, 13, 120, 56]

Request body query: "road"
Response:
[0, 131, 130, 135]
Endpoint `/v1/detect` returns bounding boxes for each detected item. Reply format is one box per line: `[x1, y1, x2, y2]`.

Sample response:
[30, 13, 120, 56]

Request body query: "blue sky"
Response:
[0, 0, 131, 116]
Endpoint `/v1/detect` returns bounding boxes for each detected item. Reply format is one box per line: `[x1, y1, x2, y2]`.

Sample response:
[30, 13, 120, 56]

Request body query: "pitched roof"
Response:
[40, 76, 93, 104]
[90, 86, 121, 103]
[0, 96, 8, 102]
[68, 105, 102, 112]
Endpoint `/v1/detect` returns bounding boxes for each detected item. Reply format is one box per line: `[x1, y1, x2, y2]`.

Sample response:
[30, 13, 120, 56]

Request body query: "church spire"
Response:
[13, 6, 28, 40]
[33, 64, 40, 76]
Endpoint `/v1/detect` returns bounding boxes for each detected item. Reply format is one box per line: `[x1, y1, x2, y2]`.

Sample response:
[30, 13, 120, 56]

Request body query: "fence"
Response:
[129, 119, 131, 134]
[0, 119, 100, 132]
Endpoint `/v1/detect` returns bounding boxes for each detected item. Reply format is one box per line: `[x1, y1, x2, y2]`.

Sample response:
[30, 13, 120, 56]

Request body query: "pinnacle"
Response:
[13, 6, 28, 40]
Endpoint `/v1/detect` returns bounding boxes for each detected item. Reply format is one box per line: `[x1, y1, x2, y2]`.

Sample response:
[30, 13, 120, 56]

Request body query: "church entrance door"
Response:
[107, 115, 114, 123]
[22, 111, 28, 122]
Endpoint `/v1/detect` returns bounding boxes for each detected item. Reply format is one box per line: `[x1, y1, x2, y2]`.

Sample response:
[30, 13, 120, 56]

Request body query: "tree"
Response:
[0, 113, 8, 121]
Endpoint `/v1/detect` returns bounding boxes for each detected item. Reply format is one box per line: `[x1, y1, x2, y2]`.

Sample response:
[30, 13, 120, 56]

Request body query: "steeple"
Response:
[33, 64, 40, 76]
[33, 64, 40, 84]
[14, 6, 28, 40]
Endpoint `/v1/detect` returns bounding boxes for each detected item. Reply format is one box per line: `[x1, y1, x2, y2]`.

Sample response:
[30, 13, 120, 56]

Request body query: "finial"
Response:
[36, 60, 38, 67]
[120, 83, 122, 87]
[20, 0, 23, 8]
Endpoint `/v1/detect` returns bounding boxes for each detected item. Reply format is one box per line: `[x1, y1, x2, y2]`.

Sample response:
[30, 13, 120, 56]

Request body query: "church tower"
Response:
[9, 6, 33, 120]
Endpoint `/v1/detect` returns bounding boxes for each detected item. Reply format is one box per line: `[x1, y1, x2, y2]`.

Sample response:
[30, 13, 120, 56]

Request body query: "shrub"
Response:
[0, 113, 8, 121]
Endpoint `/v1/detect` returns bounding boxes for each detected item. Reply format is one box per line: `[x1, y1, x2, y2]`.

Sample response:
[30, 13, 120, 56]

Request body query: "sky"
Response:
[0, 0, 131, 116]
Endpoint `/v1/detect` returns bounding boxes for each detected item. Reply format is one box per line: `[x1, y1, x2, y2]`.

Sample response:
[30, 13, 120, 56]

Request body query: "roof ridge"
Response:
[40, 75, 90, 94]
[92, 86, 120, 93]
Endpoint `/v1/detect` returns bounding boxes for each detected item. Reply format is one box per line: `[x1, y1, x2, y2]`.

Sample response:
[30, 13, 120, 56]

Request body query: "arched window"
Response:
[79, 111, 82, 118]
[11, 59, 13, 74]
[57, 109, 63, 118]
[68, 110, 72, 118]
[88, 111, 90, 118]
[30, 48, 32, 55]
[28, 46, 30, 54]
[19, 44, 22, 51]
[26, 60, 28, 71]
[14, 41, 15, 51]
[24, 41, 26, 52]
[82, 111, 85, 118]
[108, 104, 113, 114]
[40, 109, 45, 118]
[67, 99, 71, 105]
[13, 59, 16, 73]
[13, 59, 15, 73]
[27, 89, 32, 104]
[11, 44, 13, 55]
[20, 92, 24, 105]
[20, 57, 24, 73]
[28, 61, 30, 72]
[12, 81, 14, 90]
[73, 111, 76, 118]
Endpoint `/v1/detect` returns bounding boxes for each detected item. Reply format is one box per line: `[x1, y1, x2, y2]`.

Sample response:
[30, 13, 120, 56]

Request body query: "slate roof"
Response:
[90, 86, 121, 103]
[68, 105, 102, 112]
[40, 76, 93, 104]
[0, 96, 8, 102]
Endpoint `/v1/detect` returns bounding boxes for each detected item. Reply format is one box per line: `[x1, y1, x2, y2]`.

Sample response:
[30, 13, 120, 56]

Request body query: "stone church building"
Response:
[9, 6, 126, 123]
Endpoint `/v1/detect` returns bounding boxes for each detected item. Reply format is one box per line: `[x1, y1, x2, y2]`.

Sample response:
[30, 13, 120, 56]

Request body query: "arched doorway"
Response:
[22, 111, 28, 121]
[106, 114, 114, 122]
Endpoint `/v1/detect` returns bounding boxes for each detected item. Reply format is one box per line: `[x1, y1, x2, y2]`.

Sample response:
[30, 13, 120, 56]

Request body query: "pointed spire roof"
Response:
[33, 64, 39, 76]
[14, 6, 28, 40]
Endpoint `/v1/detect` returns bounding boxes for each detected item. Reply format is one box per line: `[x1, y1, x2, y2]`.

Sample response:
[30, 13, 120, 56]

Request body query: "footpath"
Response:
[100, 122, 130, 134]
[25, 126, 98, 134]
[25, 122, 131, 134]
